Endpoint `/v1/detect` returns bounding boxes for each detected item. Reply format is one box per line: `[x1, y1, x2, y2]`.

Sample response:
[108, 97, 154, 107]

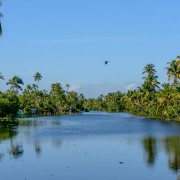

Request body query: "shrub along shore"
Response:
[0, 58, 180, 122]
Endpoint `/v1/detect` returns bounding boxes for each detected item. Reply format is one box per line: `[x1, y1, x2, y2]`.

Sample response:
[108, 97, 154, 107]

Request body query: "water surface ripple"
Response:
[0, 112, 180, 180]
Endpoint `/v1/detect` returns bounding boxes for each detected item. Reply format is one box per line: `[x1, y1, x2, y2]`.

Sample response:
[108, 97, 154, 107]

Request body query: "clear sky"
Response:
[0, 0, 180, 97]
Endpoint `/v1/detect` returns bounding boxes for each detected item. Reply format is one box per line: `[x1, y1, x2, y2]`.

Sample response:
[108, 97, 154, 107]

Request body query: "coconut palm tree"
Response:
[166, 60, 180, 85]
[33, 72, 42, 88]
[50, 83, 65, 96]
[66, 84, 70, 94]
[32, 84, 38, 91]
[143, 64, 156, 76]
[142, 74, 160, 92]
[142, 64, 159, 92]
[6, 76, 24, 93]
[23, 84, 33, 94]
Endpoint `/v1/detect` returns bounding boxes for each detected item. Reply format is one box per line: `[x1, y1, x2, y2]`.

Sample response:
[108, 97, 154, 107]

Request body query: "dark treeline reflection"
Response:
[0, 122, 180, 177]
[0, 126, 24, 159]
[143, 137, 157, 166]
[0, 125, 30, 159]
[143, 136, 180, 175]
[0, 120, 62, 160]
[164, 137, 180, 173]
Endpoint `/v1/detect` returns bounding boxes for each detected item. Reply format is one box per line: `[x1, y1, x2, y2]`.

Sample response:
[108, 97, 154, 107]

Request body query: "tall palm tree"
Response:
[176, 59, 180, 69]
[50, 82, 64, 96]
[166, 60, 180, 85]
[66, 84, 70, 93]
[33, 72, 42, 88]
[142, 64, 159, 92]
[143, 64, 156, 76]
[6, 76, 24, 93]
[142, 74, 160, 92]
[0, 1, 3, 36]
[23, 84, 33, 94]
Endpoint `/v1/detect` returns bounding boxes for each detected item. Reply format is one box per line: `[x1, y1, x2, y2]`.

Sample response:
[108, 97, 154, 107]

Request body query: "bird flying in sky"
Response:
[104, 61, 109, 65]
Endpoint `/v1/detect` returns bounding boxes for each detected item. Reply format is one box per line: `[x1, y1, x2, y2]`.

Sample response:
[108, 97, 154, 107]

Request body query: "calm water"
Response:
[0, 111, 180, 180]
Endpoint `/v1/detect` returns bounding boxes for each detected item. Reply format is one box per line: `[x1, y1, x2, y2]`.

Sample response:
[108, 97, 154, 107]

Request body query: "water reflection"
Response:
[0, 123, 180, 174]
[0, 153, 4, 161]
[0, 126, 17, 141]
[163, 137, 180, 173]
[34, 140, 42, 156]
[9, 142, 24, 159]
[143, 136, 180, 177]
[0, 126, 24, 159]
[0, 114, 180, 180]
[143, 137, 157, 166]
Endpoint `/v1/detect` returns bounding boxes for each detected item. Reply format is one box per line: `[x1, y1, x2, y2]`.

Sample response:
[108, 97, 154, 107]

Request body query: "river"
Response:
[0, 111, 180, 180]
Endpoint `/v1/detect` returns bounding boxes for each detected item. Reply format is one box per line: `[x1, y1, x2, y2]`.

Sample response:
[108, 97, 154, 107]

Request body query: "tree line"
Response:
[0, 57, 180, 121]
[84, 57, 180, 121]
[0, 72, 86, 119]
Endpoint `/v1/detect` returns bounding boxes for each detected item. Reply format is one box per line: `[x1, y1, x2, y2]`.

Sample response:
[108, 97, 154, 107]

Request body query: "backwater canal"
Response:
[0, 111, 180, 180]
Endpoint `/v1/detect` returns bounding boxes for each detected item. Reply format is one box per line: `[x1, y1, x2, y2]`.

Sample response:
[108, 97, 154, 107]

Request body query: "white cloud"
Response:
[69, 85, 81, 92]
[125, 83, 137, 90]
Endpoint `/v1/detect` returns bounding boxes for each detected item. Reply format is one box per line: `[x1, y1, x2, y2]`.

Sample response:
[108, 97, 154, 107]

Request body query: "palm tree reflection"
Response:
[143, 137, 157, 166]
[0, 153, 4, 161]
[143, 136, 180, 175]
[0, 126, 24, 159]
[34, 140, 42, 156]
[164, 137, 180, 173]
[9, 141, 24, 159]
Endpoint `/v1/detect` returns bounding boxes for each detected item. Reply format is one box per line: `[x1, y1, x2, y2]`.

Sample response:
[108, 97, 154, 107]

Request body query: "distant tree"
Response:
[0, 92, 19, 119]
[49, 82, 66, 113]
[33, 72, 42, 88]
[6, 76, 24, 94]
[66, 84, 70, 93]
[166, 60, 180, 85]
[143, 64, 156, 76]
[32, 84, 38, 91]
[50, 83, 65, 96]
[23, 84, 33, 94]
[142, 64, 159, 92]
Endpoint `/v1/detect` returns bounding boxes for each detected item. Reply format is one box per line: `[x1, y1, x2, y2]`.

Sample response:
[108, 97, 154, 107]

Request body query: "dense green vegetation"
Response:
[84, 58, 180, 121]
[0, 58, 180, 121]
[0, 72, 86, 119]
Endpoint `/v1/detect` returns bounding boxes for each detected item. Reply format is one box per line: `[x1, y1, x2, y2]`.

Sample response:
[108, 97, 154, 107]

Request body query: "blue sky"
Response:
[0, 0, 180, 97]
